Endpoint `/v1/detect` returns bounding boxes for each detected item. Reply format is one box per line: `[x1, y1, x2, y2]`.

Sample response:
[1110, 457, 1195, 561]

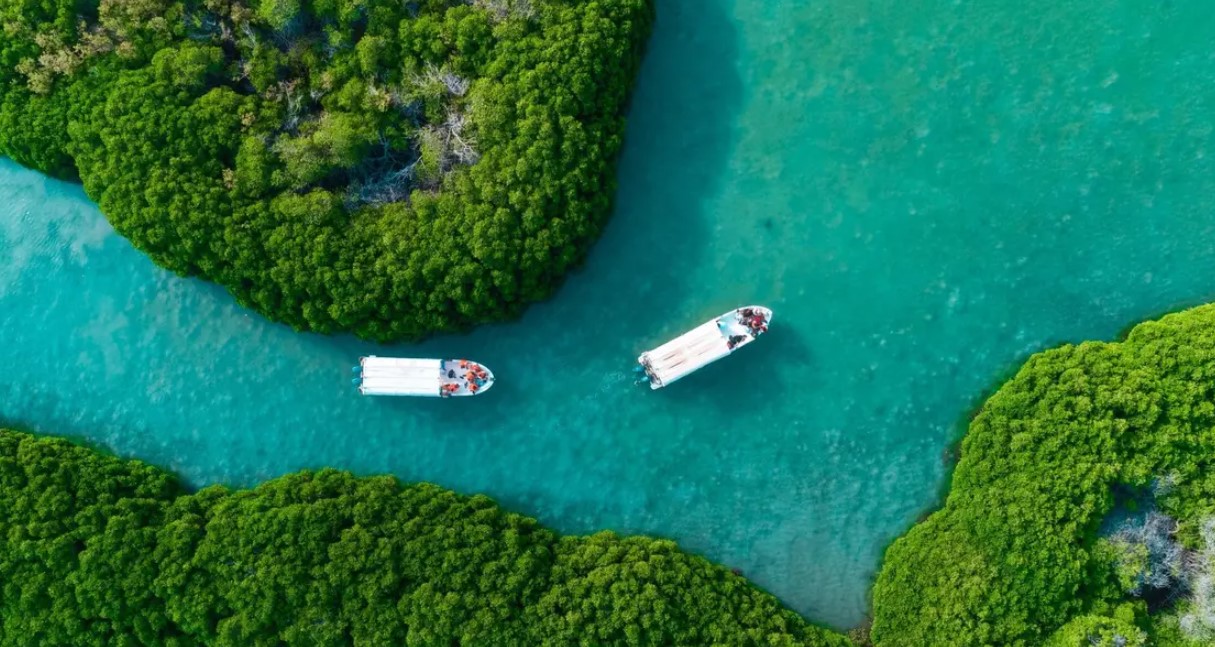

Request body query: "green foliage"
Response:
[1043, 612, 1147, 647]
[0, 0, 654, 340]
[1151, 517, 1215, 645]
[258, 0, 301, 31]
[1099, 535, 1151, 595]
[531, 533, 854, 647]
[1153, 605, 1210, 647]
[151, 43, 226, 90]
[275, 111, 377, 188]
[0, 428, 848, 646]
[871, 304, 1215, 646]
[0, 430, 184, 645]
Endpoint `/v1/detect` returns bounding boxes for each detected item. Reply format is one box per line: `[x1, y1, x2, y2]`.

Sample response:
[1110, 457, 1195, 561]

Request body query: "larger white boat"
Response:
[354, 356, 495, 397]
[638, 306, 772, 390]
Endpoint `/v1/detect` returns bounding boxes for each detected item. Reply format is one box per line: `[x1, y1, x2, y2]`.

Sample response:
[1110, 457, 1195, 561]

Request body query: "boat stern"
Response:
[637, 353, 663, 389]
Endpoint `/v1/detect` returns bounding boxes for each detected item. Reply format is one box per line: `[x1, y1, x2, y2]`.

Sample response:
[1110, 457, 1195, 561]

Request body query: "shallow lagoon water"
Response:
[4, 0, 1215, 628]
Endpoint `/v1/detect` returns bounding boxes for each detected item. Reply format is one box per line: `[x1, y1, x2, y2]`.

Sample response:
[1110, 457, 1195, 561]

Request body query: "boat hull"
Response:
[355, 356, 495, 397]
[638, 305, 772, 389]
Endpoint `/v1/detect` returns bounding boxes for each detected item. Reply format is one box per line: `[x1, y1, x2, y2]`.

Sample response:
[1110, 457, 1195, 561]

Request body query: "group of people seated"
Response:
[726, 308, 769, 350]
[441, 359, 490, 396]
[740, 308, 768, 335]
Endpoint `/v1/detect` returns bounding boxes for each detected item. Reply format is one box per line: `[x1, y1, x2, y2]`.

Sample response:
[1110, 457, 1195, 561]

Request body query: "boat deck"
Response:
[641, 320, 732, 388]
[359, 357, 443, 396]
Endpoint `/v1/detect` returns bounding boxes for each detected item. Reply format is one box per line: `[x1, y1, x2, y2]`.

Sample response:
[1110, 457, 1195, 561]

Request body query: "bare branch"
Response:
[413, 63, 470, 98]
[1181, 518, 1215, 641]
[467, 0, 536, 23]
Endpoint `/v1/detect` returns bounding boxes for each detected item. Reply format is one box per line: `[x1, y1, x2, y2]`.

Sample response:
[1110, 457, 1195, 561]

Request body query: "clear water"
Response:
[3, 0, 1215, 629]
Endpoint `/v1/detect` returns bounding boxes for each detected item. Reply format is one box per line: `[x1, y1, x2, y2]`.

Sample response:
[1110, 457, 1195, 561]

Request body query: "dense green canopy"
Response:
[0, 0, 652, 340]
[871, 304, 1215, 646]
[0, 428, 850, 646]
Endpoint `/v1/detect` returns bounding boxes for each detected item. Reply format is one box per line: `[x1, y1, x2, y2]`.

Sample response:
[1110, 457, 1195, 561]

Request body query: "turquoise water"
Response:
[4, 0, 1215, 628]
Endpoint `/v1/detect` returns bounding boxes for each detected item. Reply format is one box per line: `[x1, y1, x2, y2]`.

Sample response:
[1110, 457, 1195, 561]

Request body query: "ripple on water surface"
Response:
[4, 0, 1215, 629]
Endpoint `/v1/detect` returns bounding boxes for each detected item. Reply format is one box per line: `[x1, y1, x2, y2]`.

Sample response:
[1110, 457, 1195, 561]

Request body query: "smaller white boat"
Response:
[638, 306, 773, 390]
[354, 356, 495, 397]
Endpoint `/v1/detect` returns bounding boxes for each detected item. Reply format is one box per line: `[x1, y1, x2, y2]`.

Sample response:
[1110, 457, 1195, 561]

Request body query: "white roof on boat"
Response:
[641, 320, 732, 387]
[360, 357, 441, 397]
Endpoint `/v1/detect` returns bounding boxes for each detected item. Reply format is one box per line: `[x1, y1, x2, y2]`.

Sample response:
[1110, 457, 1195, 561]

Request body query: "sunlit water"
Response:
[4, 0, 1215, 628]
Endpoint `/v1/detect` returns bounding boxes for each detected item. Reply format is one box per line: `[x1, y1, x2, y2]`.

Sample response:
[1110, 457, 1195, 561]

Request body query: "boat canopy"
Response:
[359, 357, 443, 397]
[641, 320, 733, 388]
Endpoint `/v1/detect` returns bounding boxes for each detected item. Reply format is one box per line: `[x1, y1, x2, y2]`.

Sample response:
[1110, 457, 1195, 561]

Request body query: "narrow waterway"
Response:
[3, 0, 1215, 627]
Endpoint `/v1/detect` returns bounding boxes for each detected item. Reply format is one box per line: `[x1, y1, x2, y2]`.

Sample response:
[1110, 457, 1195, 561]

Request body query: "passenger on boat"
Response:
[744, 316, 767, 336]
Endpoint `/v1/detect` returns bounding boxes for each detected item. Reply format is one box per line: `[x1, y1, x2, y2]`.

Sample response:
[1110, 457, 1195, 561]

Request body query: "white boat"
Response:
[354, 356, 495, 397]
[638, 306, 773, 390]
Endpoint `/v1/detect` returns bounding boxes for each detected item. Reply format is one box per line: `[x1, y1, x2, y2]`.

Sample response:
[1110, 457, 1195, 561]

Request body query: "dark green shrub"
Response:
[0, 428, 848, 646]
[0, 0, 654, 340]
